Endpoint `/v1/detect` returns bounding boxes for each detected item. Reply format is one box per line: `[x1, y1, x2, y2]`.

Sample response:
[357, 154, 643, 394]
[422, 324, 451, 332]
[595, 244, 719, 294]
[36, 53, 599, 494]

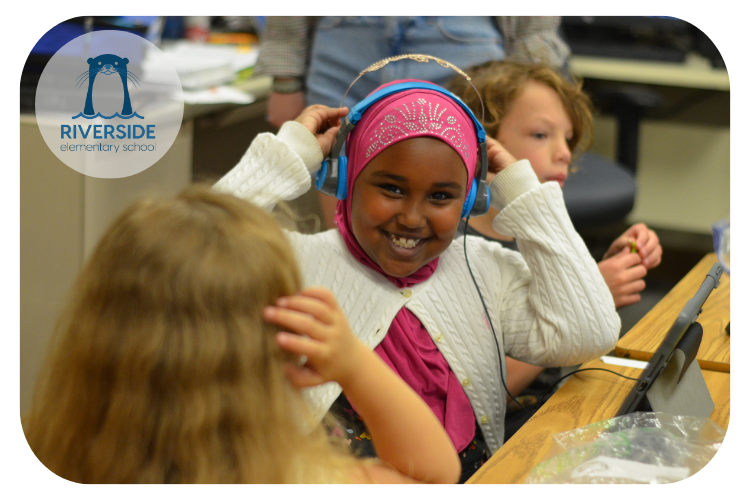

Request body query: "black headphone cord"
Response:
[461, 219, 641, 420]
[461, 217, 532, 418]
[537, 367, 639, 408]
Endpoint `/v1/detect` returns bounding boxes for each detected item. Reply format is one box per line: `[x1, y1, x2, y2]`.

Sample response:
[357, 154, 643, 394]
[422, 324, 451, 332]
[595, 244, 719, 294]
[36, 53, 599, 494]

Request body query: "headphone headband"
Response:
[349, 82, 486, 142]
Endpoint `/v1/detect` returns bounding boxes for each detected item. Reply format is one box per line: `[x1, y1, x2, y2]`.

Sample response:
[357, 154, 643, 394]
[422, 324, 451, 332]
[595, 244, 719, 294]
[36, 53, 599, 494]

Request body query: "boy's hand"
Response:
[598, 248, 647, 308]
[486, 137, 518, 178]
[263, 287, 366, 388]
[294, 105, 349, 157]
[603, 223, 662, 269]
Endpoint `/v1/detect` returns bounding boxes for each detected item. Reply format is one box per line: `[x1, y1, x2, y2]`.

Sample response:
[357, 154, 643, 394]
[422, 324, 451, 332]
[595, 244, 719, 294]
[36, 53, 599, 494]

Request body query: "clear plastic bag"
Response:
[525, 412, 725, 484]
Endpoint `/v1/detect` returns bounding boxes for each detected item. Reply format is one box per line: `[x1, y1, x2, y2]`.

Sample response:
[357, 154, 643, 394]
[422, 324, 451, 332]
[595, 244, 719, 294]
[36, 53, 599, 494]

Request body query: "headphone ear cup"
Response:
[468, 180, 490, 217]
[462, 179, 478, 219]
[315, 159, 330, 193]
[336, 156, 348, 200]
[315, 155, 349, 198]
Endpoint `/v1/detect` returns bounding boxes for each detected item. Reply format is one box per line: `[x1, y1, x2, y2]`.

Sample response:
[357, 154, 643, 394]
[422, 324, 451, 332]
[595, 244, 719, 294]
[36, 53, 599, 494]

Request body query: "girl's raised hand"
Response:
[486, 137, 518, 176]
[263, 287, 366, 388]
[294, 105, 349, 157]
[267, 290, 461, 484]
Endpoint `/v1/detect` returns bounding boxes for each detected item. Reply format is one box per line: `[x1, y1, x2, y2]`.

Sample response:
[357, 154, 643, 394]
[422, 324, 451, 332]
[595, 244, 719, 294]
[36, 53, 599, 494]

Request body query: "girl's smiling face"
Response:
[350, 137, 468, 278]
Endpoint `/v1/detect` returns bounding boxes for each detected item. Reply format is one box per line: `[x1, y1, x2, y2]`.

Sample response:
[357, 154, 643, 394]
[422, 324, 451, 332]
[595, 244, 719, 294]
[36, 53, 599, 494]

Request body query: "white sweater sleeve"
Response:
[486, 160, 620, 367]
[213, 121, 324, 211]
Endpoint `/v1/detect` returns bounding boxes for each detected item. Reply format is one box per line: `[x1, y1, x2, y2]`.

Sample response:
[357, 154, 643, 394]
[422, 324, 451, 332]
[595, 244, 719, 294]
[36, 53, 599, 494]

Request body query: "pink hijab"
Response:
[333, 80, 478, 287]
[332, 80, 480, 452]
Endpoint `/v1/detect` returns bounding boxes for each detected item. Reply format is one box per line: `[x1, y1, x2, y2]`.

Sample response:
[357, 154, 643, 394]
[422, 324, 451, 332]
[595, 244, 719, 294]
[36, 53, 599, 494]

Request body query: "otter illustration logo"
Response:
[73, 54, 142, 119]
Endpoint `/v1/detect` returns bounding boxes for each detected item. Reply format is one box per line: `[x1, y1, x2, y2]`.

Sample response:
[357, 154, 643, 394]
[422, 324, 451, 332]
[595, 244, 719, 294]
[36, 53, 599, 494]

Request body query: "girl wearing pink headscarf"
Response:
[215, 80, 619, 482]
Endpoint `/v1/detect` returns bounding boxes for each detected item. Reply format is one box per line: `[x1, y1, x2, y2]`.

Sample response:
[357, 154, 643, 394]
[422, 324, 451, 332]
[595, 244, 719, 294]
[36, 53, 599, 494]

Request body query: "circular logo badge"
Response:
[34, 30, 184, 178]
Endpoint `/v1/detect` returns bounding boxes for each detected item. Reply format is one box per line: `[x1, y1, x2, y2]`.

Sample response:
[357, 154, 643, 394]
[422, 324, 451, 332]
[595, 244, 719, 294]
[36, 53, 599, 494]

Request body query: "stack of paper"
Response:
[143, 41, 259, 90]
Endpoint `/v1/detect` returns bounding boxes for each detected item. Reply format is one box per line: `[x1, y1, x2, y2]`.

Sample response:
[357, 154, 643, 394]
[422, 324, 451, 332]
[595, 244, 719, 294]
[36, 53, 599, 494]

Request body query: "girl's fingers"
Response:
[318, 126, 342, 153]
[284, 365, 326, 388]
[485, 137, 517, 172]
[265, 307, 325, 340]
[275, 331, 323, 358]
[322, 125, 341, 140]
[276, 295, 335, 325]
[297, 287, 339, 309]
[296, 106, 348, 134]
[308, 105, 348, 124]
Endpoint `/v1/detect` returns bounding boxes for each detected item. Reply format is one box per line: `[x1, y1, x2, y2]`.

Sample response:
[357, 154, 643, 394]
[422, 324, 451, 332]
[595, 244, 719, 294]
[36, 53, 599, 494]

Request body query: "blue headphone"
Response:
[315, 81, 490, 219]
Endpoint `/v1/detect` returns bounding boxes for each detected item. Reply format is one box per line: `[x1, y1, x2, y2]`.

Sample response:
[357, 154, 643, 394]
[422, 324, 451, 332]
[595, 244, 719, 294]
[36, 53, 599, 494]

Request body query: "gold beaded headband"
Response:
[339, 53, 486, 125]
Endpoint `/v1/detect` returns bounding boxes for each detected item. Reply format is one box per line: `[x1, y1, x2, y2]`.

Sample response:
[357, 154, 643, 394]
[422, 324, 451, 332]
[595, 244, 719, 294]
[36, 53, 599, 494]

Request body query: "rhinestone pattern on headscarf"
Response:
[365, 97, 470, 161]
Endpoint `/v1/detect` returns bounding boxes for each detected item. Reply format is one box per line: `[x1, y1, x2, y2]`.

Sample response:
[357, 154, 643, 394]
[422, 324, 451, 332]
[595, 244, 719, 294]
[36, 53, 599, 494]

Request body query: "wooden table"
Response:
[468, 252, 731, 484]
[615, 253, 730, 372]
[467, 359, 730, 484]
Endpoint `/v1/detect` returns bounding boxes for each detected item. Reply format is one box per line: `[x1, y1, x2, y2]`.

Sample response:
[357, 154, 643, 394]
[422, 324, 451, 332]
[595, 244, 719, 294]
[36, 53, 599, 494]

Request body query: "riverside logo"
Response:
[35, 30, 184, 178]
[61, 53, 154, 151]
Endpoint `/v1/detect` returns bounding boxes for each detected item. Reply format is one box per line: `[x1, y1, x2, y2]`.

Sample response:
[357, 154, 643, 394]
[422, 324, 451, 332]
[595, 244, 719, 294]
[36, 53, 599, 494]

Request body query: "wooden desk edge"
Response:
[616, 253, 730, 372]
[613, 346, 730, 373]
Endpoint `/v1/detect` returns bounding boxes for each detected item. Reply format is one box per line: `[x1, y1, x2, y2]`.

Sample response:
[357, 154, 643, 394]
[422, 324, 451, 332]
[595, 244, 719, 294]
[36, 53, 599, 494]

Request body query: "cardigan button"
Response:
[462, 378, 471, 387]
[434, 334, 444, 343]
[480, 416, 489, 425]
[401, 289, 412, 298]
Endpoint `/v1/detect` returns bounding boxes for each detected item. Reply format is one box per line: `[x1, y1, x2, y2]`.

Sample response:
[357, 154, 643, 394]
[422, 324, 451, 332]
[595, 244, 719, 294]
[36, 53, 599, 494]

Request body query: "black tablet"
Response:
[616, 262, 724, 416]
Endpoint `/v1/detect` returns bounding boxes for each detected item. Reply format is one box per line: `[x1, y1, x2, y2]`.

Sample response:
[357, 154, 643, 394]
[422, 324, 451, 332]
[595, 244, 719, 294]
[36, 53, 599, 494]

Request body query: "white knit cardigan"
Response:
[214, 121, 620, 453]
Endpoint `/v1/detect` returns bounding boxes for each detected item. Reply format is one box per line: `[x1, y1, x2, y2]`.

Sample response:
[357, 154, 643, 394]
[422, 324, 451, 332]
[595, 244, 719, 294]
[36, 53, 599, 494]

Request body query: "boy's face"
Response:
[350, 137, 467, 278]
[496, 81, 573, 187]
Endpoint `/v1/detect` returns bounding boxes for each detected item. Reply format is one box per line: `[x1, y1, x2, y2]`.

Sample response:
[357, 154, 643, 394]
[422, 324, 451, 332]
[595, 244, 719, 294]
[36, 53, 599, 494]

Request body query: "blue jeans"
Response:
[306, 16, 505, 109]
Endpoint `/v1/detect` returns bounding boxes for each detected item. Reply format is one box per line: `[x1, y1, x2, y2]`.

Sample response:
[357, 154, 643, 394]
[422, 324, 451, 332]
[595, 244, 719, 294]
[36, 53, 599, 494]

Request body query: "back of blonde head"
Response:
[23, 185, 351, 483]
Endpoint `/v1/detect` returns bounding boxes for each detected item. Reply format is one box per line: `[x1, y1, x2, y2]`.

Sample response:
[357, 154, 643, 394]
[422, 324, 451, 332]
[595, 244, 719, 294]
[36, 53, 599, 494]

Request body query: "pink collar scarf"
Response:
[333, 80, 478, 287]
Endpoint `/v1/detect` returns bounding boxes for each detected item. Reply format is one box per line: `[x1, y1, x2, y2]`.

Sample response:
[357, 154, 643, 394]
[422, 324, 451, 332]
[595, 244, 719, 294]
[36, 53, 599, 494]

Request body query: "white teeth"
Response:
[389, 233, 420, 249]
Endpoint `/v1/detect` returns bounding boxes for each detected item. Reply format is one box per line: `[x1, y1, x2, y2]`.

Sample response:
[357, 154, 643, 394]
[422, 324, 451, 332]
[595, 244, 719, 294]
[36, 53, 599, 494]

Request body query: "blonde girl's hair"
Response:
[22, 185, 354, 483]
[449, 60, 594, 157]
